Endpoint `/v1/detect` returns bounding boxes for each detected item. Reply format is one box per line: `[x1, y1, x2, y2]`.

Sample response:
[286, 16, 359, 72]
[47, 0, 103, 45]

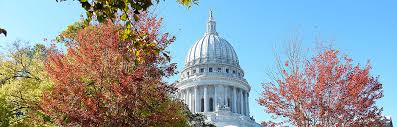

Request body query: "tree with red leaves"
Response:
[42, 13, 189, 126]
[259, 43, 383, 127]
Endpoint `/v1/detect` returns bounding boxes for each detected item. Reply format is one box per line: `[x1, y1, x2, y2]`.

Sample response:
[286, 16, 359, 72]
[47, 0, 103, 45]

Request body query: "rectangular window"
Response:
[200, 68, 204, 73]
[209, 68, 213, 72]
[193, 70, 196, 74]
[217, 68, 222, 72]
[226, 69, 229, 73]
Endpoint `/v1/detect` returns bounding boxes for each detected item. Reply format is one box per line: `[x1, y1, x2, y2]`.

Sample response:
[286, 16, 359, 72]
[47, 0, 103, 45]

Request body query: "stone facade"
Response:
[175, 11, 260, 127]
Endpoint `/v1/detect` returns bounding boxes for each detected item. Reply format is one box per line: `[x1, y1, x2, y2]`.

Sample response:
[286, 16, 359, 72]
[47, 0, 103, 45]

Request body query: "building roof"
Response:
[184, 10, 239, 67]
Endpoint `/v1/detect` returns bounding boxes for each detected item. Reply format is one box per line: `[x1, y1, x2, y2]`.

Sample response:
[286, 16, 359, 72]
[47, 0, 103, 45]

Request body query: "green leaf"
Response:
[121, 13, 127, 21]
[126, 21, 131, 28]
[97, 15, 104, 22]
[80, 1, 91, 10]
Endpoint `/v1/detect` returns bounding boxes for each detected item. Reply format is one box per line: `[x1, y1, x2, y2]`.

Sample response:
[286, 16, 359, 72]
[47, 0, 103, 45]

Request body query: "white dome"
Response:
[184, 11, 239, 67]
[185, 34, 239, 66]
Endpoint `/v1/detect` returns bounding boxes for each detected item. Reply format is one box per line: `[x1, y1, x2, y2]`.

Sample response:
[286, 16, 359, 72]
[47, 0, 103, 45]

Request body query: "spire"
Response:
[206, 9, 217, 35]
[209, 9, 214, 21]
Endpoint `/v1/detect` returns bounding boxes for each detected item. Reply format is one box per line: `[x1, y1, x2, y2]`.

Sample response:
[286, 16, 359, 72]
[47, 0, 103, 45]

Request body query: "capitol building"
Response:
[175, 11, 261, 127]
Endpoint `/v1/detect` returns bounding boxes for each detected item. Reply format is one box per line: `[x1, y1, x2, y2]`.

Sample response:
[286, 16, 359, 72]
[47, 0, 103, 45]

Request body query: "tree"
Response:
[258, 42, 383, 127]
[56, 0, 198, 45]
[55, 20, 87, 45]
[0, 98, 12, 127]
[56, 0, 198, 23]
[0, 41, 54, 126]
[42, 13, 189, 126]
[180, 104, 215, 127]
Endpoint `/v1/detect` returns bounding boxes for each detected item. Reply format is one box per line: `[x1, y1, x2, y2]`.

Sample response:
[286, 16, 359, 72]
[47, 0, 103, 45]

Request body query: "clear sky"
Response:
[1, 0, 396, 124]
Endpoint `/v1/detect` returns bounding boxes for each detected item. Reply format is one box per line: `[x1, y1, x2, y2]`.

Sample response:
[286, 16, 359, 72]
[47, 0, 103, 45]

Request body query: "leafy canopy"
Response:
[42, 13, 190, 126]
[0, 41, 54, 126]
[56, 0, 198, 23]
[259, 43, 383, 127]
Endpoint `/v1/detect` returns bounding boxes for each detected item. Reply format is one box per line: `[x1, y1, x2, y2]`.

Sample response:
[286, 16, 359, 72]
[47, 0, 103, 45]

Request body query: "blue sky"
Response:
[1, 0, 396, 124]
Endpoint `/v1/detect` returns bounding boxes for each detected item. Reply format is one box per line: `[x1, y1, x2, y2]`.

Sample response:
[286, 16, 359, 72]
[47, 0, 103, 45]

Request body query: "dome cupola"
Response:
[184, 10, 239, 67]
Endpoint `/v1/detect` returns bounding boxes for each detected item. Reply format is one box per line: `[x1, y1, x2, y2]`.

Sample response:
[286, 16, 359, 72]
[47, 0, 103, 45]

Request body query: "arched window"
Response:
[209, 98, 214, 111]
[201, 98, 204, 112]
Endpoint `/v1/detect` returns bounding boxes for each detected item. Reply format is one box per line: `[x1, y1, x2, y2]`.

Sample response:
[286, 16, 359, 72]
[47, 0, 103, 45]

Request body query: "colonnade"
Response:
[178, 85, 250, 116]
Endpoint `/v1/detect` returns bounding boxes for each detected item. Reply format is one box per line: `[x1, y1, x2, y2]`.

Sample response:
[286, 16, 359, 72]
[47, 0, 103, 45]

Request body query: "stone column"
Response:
[194, 86, 199, 113]
[241, 90, 244, 115]
[204, 86, 208, 112]
[224, 85, 228, 107]
[246, 92, 250, 116]
[239, 89, 244, 114]
[243, 91, 247, 116]
[188, 88, 191, 110]
[233, 87, 237, 113]
[191, 89, 194, 111]
[214, 85, 218, 111]
[190, 89, 194, 111]
[184, 90, 187, 104]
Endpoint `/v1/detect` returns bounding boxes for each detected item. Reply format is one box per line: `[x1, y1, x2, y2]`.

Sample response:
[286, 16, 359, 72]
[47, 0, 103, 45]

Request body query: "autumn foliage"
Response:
[42, 14, 188, 126]
[259, 45, 383, 127]
[0, 42, 54, 126]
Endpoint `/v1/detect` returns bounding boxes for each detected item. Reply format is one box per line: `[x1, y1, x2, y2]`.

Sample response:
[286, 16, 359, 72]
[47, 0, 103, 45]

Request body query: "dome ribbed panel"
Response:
[188, 40, 197, 64]
[184, 34, 239, 67]
[213, 35, 220, 62]
[231, 43, 239, 64]
[185, 44, 193, 64]
[195, 37, 203, 63]
[207, 35, 213, 62]
[228, 41, 234, 63]
[226, 41, 237, 64]
[224, 39, 230, 63]
[216, 36, 223, 62]
[199, 35, 206, 63]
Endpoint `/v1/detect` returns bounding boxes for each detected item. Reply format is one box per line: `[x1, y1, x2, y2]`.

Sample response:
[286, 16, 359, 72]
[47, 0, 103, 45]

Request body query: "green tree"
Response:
[0, 98, 12, 127]
[57, 0, 198, 23]
[57, 0, 198, 44]
[181, 104, 216, 127]
[0, 41, 54, 126]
